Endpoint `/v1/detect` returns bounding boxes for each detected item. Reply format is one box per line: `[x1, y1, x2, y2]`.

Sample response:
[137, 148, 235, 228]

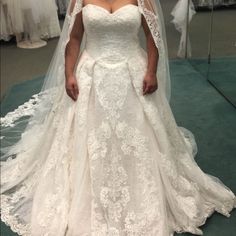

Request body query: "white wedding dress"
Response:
[1, 3, 236, 236]
[0, 0, 61, 47]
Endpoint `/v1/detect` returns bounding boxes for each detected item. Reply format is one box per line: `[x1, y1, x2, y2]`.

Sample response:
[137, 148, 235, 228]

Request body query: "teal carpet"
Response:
[170, 59, 236, 235]
[189, 57, 236, 107]
[1, 59, 236, 236]
[1, 76, 44, 116]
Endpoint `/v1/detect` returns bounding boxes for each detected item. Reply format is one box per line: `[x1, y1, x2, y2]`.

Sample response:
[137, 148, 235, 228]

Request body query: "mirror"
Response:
[207, 1, 236, 108]
[186, 0, 236, 108]
[187, 0, 214, 78]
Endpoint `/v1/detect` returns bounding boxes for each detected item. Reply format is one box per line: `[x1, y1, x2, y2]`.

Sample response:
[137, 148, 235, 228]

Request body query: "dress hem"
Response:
[1, 197, 236, 236]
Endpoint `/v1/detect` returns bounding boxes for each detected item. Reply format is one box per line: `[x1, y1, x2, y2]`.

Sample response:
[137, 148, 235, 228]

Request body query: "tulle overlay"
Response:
[1, 1, 235, 236]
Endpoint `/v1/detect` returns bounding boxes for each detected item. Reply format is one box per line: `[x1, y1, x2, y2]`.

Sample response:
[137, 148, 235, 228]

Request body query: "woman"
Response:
[1, 0, 235, 235]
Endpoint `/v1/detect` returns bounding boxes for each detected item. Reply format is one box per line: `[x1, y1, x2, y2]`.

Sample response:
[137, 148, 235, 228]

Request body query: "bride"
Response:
[1, 0, 235, 235]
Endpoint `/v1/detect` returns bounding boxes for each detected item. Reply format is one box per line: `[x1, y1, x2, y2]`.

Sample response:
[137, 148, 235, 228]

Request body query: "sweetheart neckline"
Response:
[82, 3, 139, 15]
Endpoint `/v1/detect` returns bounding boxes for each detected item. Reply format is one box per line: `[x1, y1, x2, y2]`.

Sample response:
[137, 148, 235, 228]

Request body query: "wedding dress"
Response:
[1, 0, 61, 47]
[1, 1, 236, 236]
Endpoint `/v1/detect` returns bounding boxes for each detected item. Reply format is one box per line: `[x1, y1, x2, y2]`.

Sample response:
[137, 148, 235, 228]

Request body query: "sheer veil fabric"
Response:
[0, 0, 236, 236]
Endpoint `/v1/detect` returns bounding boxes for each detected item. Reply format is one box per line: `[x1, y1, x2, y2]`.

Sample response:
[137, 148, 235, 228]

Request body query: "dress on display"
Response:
[0, 0, 235, 235]
[171, 0, 196, 58]
[193, 0, 236, 7]
[57, 0, 69, 15]
[0, 0, 61, 47]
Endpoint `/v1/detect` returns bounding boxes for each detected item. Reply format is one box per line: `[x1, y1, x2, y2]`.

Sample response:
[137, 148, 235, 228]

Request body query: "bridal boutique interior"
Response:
[1, 0, 236, 235]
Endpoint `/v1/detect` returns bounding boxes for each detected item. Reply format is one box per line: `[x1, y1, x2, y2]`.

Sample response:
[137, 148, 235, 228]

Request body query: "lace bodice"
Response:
[82, 4, 142, 60]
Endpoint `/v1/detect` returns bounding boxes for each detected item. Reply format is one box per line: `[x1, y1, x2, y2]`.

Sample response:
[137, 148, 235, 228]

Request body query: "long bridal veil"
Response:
[1, 0, 235, 235]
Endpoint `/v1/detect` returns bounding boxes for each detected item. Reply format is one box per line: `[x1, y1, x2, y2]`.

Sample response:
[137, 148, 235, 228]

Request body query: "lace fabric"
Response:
[1, 0, 236, 236]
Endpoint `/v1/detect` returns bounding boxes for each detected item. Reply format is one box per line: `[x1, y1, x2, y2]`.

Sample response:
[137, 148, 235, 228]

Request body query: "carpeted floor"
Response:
[189, 57, 236, 107]
[1, 59, 236, 236]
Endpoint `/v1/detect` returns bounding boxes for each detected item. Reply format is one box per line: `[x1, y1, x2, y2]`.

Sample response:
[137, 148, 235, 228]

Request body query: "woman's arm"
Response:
[141, 15, 159, 95]
[65, 12, 84, 101]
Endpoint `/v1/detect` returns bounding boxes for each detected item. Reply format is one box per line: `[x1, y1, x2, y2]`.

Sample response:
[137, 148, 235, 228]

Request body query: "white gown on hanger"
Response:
[1, 0, 61, 43]
[1, 3, 236, 236]
[0, 0, 13, 41]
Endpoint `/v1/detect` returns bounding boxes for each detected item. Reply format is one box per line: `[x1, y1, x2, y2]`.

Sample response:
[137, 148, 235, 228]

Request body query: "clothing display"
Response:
[0, 0, 236, 235]
[0, 0, 61, 48]
[193, 0, 236, 7]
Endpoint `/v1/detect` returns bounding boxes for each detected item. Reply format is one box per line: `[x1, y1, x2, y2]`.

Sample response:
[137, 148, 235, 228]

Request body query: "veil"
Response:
[1, 0, 171, 158]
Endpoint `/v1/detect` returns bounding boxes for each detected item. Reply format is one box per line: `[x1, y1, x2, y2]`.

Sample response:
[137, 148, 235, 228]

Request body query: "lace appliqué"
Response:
[1, 94, 41, 128]
[89, 122, 130, 234]
[75, 61, 93, 131]
[93, 61, 131, 129]
[88, 121, 111, 161]
[100, 146, 130, 222]
[88, 120, 162, 235]
[36, 189, 69, 230]
[1, 167, 42, 236]
[138, 0, 162, 52]
[115, 121, 162, 234]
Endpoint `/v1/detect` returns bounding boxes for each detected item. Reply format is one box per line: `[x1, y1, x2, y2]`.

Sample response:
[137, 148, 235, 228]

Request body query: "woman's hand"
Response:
[65, 76, 79, 101]
[143, 73, 158, 95]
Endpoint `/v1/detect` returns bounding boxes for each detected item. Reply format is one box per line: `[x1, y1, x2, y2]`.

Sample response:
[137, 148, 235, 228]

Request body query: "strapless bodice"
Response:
[82, 4, 143, 61]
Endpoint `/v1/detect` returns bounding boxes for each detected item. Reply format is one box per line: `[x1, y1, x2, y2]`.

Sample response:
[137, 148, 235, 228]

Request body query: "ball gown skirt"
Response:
[1, 3, 235, 236]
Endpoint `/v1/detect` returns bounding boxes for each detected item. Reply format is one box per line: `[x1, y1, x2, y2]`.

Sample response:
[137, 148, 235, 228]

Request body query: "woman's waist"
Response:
[76, 45, 147, 78]
[84, 40, 144, 62]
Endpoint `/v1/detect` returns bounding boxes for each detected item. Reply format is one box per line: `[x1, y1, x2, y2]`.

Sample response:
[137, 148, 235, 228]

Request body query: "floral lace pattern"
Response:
[1, 1, 236, 236]
[138, 0, 162, 52]
[93, 60, 131, 129]
[88, 119, 163, 235]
